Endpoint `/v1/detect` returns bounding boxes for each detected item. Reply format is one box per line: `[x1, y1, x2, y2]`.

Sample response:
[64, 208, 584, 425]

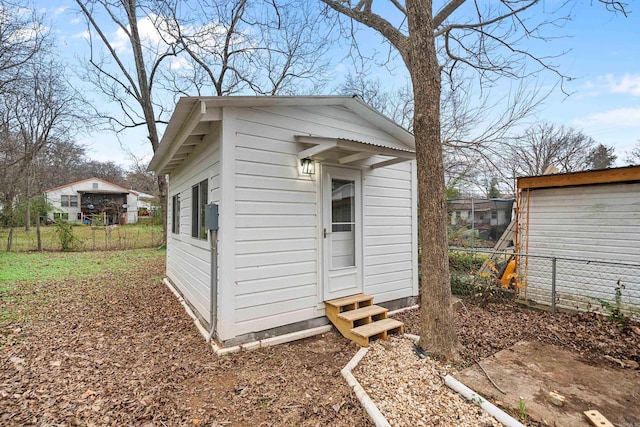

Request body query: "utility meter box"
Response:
[205, 203, 219, 231]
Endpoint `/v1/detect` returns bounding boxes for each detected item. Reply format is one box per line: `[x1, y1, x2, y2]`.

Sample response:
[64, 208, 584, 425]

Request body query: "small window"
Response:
[491, 210, 497, 220]
[53, 212, 69, 221]
[92, 183, 99, 189]
[171, 194, 180, 234]
[60, 195, 78, 207]
[191, 179, 208, 240]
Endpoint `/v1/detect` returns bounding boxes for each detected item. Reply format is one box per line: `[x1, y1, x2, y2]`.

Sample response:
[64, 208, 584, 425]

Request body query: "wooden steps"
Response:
[325, 293, 404, 347]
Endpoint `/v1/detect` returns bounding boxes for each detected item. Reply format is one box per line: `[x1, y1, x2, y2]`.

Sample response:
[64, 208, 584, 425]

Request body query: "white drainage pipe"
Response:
[341, 348, 391, 427]
[444, 375, 525, 427]
[162, 278, 333, 355]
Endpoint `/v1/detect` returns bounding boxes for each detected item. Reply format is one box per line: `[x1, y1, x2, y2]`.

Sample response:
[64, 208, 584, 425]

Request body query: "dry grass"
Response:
[0, 221, 163, 252]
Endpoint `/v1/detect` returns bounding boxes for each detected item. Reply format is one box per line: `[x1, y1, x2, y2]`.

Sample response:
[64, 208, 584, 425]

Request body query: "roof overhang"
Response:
[77, 190, 129, 195]
[518, 165, 640, 190]
[295, 135, 415, 169]
[148, 96, 415, 175]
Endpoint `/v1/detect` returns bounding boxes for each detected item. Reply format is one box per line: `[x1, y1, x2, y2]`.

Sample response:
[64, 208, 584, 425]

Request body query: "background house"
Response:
[149, 96, 419, 346]
[448, 198, 514, 240]
[44, 177, 144, 225]
[516, 166, 640, 318]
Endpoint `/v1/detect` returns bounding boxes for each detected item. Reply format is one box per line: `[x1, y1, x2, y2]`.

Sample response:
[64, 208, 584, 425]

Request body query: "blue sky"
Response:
[36, 1, 640, 167]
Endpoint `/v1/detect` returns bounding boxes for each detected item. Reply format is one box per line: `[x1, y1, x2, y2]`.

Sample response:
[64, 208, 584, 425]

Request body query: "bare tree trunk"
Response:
[25, 168, 31, 232]
[406, 0, 459, 360]
[7, 226, 14, 252]
[36, 214, 42, 251]
[157, 174, 167, 245]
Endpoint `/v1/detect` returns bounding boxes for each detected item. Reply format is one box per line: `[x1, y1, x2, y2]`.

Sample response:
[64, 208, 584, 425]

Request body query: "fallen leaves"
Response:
[81, 390, 96, 399]
[396, 299, 639, 370]
[0, 250, 370, 426]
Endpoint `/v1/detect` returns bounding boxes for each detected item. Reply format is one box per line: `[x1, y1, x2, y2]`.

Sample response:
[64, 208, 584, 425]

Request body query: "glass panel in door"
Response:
[331, 178, 355, 269]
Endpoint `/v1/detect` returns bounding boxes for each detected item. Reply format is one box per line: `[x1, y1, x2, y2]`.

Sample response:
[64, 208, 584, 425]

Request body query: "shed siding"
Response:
[363, 161, 417, 301]
[166, 137, 221, 325]
[232, 108, 319, 336]
[230, 106, 417, 336]
[518, 183, 640, 316]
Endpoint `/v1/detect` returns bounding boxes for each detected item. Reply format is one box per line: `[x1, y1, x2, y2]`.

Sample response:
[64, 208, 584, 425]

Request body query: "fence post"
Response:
[551, 257, 557, 313]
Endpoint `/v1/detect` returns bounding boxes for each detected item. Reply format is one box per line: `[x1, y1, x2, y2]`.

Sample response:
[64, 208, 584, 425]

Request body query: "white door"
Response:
[322, 166, 362, 300]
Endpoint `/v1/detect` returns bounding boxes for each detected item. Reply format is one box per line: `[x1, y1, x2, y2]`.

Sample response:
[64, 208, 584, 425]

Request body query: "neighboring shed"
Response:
[148, 96, 419, 346]
[44, 177, 143, 225]
[515, 166, 640, 317]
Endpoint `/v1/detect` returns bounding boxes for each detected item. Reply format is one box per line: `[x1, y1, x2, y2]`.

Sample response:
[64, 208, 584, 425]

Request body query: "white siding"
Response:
[363, 161, 417, 301]
[46, 187, 81, 222]
[231, 107, 319, 336]
[230, 105, 418, 336]
[518, 183, 640, 318]
[126, 193, 138, 224]
[166, 135, 221, 327]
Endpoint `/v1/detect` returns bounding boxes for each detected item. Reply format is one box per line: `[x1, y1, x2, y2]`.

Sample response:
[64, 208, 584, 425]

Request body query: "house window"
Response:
[61, 195, 78, 207]
[191, 179, 208, 240]
[491, 210, 497, 220]
[92, 183, 99, 189]
[53, 212, 69, 221]
[455, 211, 461, 219]
[171, 194, 180, 234]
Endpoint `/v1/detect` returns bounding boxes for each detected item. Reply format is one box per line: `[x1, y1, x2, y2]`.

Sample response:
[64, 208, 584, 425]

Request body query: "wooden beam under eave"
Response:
[336, 139, 415, 159]
[297, 141, 337, 159]
[155, 100, 206, 174]
[338, 151, 373, 164]
[518, 165, 640, 190]
[370, 157, 411, 169]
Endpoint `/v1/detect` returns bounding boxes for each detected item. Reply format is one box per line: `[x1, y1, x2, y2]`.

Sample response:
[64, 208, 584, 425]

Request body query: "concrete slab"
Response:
[455, 341, 640, 427]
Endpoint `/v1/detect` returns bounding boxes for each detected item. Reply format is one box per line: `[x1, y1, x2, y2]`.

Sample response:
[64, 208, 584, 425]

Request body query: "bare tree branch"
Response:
[321, 0, 409, 56]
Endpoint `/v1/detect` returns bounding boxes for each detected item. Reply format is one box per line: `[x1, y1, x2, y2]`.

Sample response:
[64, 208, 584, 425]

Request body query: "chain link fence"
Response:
[449, 247, 640, 321]
[1, 218, 163, 252]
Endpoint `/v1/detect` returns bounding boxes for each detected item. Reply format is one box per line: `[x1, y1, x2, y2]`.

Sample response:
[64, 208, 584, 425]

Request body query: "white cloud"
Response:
[71, 30, 90, 40]
[54, 7, 67, 16]
[588, 73, 640, 96]
[111, 14, 180, 54]
[574, 107, 640, 128]
[607, 73, 640, 96]
[169, 56, 190, 70]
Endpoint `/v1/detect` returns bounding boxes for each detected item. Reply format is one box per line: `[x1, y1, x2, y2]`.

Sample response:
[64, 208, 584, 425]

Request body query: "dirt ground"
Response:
[456, 341, 640, 427]
[395, 298, 640, 425]
[2, 254, 639, 426]
[0, 255, 369, 426]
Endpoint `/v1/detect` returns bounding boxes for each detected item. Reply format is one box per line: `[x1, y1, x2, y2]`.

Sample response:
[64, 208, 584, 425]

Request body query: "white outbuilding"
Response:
[516, 165, 640, 318]
[149, 96, 419, 346]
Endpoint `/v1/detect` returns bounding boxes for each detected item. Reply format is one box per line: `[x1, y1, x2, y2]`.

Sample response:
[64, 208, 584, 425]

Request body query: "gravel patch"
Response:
[354, 336, 501, 427]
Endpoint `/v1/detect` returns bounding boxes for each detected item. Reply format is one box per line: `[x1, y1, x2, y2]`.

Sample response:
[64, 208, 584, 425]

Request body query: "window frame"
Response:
[171, 194, 180, 235]
[53, 212, 69, 221]
[191, 179, 208, 240]
[60, 194, 78, 208]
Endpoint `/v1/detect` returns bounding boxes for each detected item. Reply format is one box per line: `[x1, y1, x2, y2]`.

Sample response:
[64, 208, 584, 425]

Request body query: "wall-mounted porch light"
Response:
[301, 158, 315, 175]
